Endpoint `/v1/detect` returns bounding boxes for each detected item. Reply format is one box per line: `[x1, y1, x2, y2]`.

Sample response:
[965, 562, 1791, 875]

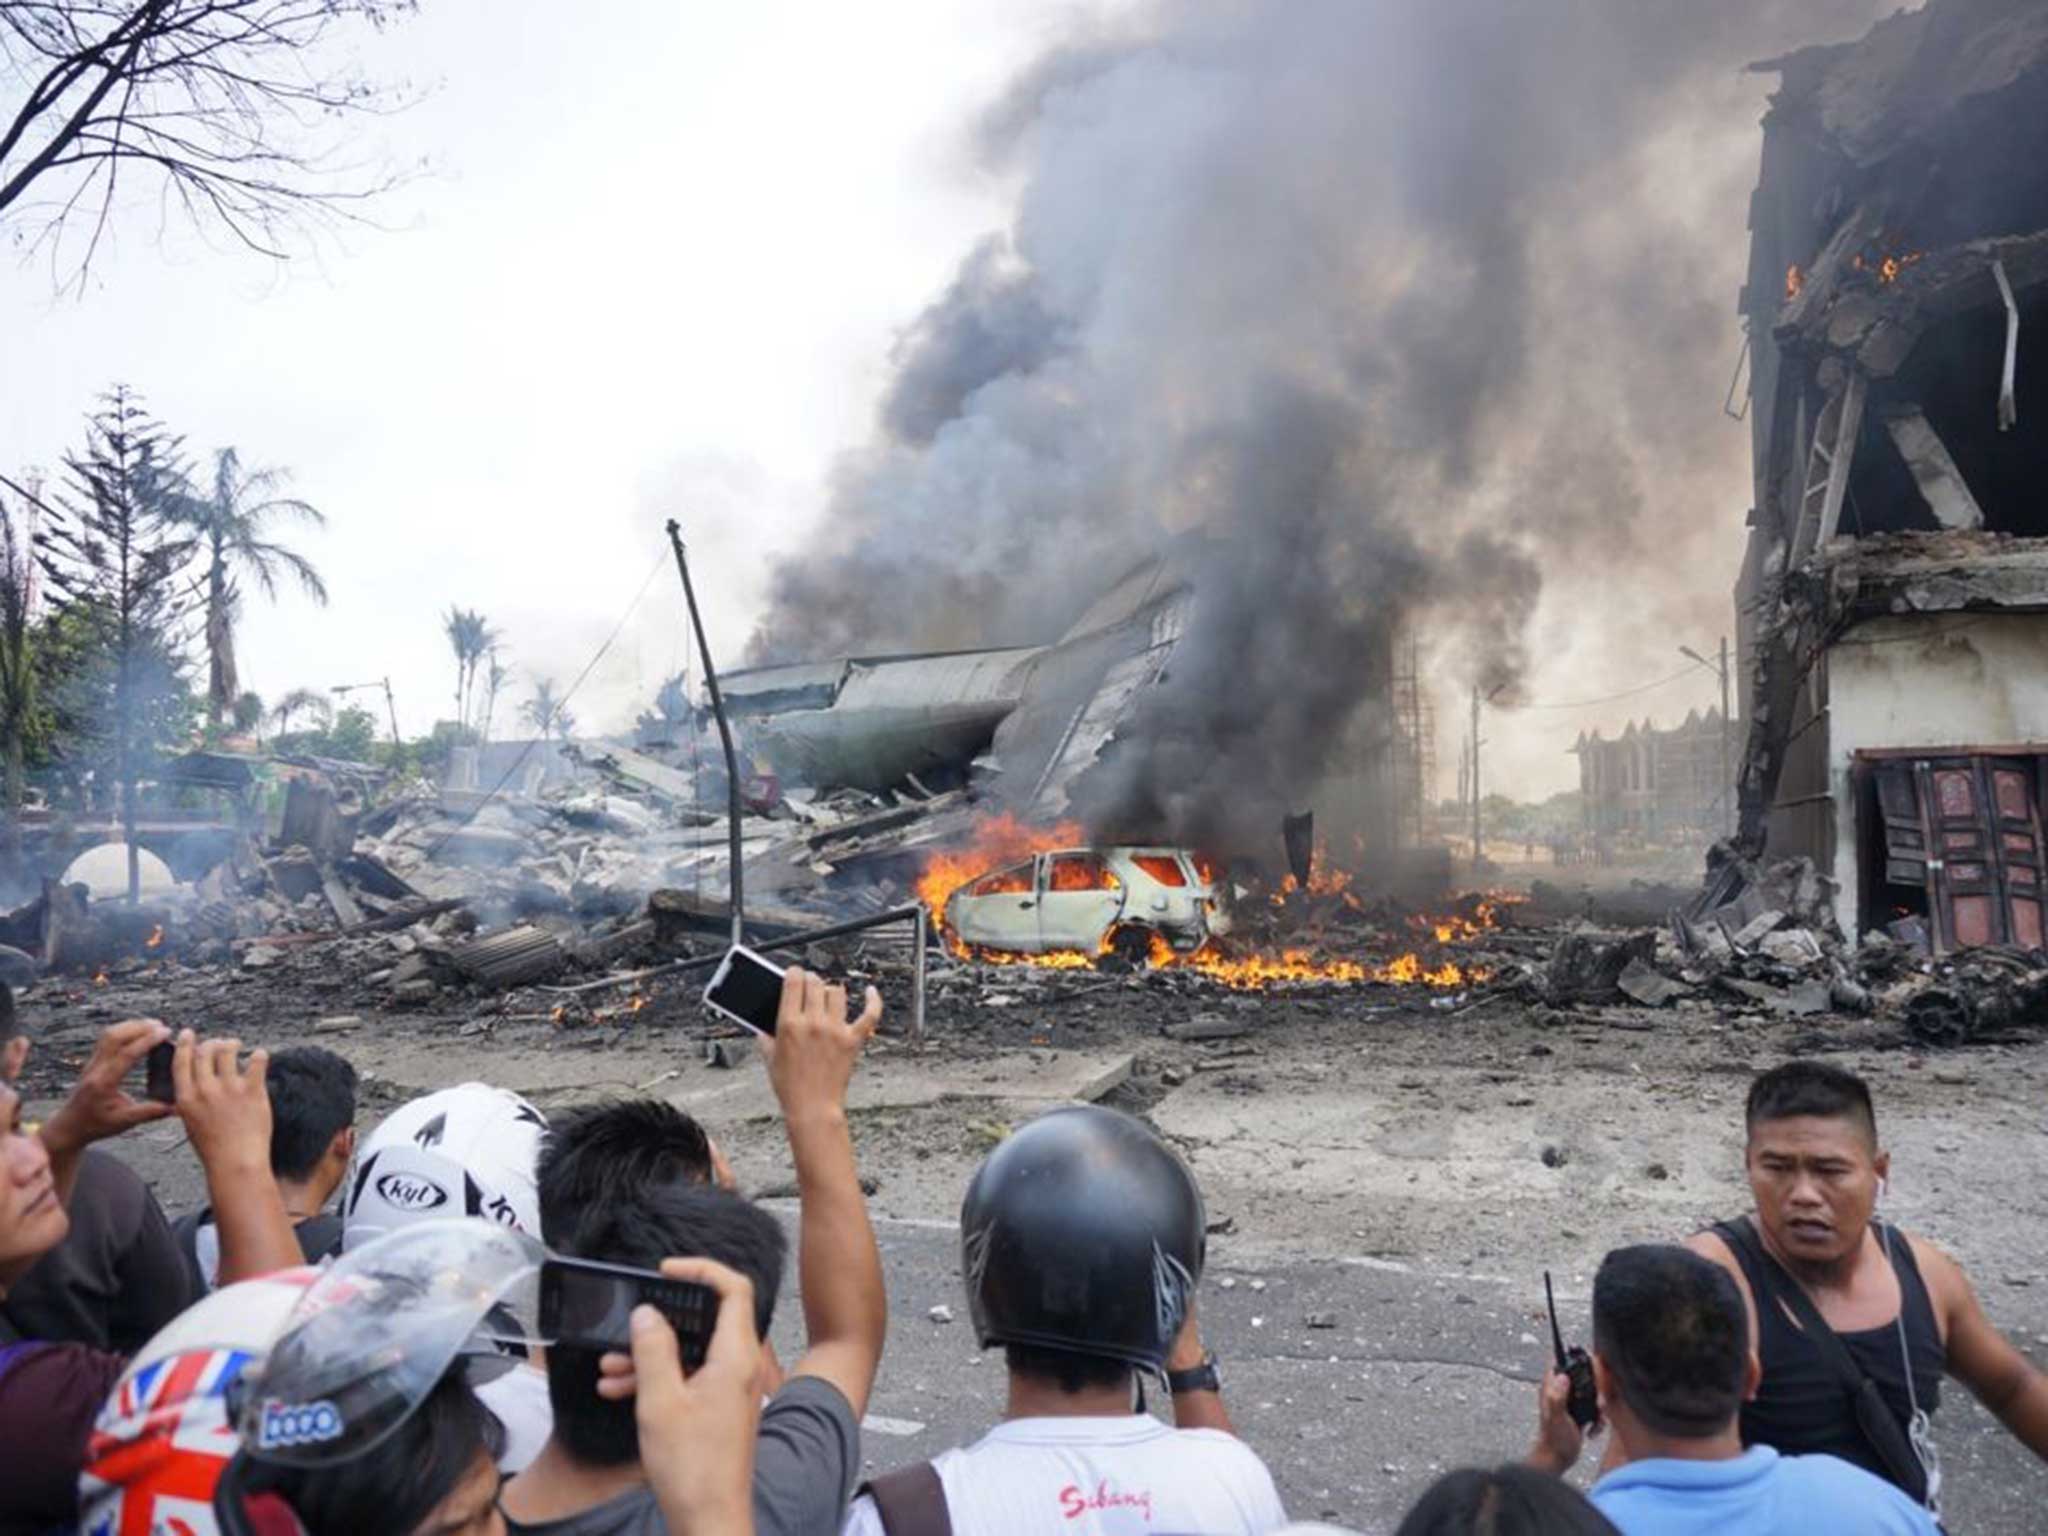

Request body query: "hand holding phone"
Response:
[542, 1256, 719, 1365]
[143, 1040, 176, 1105]
[702, 946, 785, 1037]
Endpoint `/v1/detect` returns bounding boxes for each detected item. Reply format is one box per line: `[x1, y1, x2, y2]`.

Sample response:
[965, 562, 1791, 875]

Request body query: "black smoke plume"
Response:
[748, 0, 1890, 844]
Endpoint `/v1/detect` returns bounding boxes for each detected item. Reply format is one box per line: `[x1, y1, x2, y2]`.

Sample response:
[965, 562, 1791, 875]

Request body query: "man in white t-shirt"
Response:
[843, 1104, 1286, 1536]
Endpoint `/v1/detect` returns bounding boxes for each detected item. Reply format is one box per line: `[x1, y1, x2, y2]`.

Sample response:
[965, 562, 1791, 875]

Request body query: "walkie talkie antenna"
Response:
[1545, 1270, 1569, 1368]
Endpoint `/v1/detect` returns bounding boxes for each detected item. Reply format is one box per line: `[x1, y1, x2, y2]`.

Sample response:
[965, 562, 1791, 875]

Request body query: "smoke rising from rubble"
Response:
[749, 0, 1892, 839]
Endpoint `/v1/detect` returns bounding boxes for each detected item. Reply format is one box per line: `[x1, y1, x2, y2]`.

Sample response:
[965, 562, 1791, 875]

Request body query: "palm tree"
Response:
[177, 449, 327, 730]
[271, 686, 331, 738]
[442, 606, 497, 734]
[521, 675, 574, 742]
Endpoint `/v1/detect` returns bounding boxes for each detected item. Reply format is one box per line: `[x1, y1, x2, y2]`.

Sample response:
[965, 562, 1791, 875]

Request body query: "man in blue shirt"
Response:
[1526, 1244, 1939, 1535]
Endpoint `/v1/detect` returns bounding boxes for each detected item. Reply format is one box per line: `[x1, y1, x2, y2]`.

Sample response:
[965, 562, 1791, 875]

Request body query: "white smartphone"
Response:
[702, 944, 787, 1036]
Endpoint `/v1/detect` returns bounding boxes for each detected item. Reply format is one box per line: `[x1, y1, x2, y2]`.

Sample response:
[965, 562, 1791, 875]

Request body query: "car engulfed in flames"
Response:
[913, 814, 1488, 991]
[943, 845, 1222, 963]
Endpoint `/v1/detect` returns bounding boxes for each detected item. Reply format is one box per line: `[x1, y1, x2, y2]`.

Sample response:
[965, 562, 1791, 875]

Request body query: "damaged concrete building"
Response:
[1735, 0, 2048, 952]
[1572, 710, 1733, 842]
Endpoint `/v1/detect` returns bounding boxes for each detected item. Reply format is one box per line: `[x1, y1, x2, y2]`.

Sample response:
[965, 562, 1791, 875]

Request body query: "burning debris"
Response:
[908, 813, 1495, 993]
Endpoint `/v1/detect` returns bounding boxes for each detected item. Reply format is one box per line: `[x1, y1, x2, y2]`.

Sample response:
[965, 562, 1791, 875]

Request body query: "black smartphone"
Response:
[539, 1256, 719, 1364]
[702, 945, 786, 1037]
[143, 1040, 175, 1105]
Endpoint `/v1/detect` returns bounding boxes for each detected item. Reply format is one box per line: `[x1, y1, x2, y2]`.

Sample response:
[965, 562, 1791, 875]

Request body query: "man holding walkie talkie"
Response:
[1528, 1062, 2048, 1530]
[1527, 1244, 1939, 1534]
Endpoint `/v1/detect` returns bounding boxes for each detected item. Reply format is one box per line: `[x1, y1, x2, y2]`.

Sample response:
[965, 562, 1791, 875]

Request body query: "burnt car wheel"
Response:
[1097, 925, 1154, 973]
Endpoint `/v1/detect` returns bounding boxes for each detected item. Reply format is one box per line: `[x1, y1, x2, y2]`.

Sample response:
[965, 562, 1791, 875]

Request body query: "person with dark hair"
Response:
[500, 966, 886, 1536]
[1396, 1465, 1619, 1536]
[538, 1181, 785, 1469]
[1669, 1060, 2048, 1510]
[0, 1022, 301, 1534]
[617, 1256, 767, 1536]
[239, 1365, 510, 1536]
[174, 1043, 359, 1288]
[841, 1102, 1284, 1536]
[1529, 1245, 1939, 1533]
[536, 1098, 716, 1239]
[0, 991, 198, 1352]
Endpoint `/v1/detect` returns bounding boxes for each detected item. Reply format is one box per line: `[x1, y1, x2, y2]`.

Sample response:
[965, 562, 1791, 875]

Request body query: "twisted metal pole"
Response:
[666, 520, 745, 946]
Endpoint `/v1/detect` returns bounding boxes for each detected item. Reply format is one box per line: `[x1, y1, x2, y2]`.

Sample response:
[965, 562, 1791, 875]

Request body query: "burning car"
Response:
[945, 846, 1222, 961]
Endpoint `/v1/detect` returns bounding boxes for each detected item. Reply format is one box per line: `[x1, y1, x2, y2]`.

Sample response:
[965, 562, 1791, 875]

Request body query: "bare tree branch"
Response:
[0, 0, 420, 291]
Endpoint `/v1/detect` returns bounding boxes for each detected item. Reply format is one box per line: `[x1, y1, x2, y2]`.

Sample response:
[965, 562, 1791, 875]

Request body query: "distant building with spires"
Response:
[1570, 708, 1732, 839]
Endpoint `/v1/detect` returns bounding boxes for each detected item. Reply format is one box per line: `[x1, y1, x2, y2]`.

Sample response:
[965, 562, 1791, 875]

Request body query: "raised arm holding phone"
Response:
[503, 964, 887, 1536]
[762, 967, 887, 1419]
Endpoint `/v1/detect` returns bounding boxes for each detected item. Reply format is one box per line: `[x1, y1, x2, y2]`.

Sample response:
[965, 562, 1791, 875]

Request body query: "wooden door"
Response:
[1904, 756, 2047, 952]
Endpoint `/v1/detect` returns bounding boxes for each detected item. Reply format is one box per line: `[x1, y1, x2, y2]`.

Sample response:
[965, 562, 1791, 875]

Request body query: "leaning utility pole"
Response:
[666, 519, 745, 947]
[1717, 635, 1733, 836]
[1470, 683, 1483, 869]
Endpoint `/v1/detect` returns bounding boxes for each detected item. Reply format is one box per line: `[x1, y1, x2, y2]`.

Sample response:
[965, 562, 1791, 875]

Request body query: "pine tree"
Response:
[38, 388, 198, 903]
[0, 498, 34, 864]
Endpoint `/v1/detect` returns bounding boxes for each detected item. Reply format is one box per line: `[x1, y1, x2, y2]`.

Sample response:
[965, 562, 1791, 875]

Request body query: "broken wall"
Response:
[1826, 611, 2048, 932]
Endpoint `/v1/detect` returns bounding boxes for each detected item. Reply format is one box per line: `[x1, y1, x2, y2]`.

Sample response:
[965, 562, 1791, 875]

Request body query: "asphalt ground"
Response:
[835, 1216, 2048, 1535]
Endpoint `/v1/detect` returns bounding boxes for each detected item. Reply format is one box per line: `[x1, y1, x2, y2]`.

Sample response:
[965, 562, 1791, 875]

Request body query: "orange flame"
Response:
[1273, 842, 1352, 904]
[1155, 932, 1476, 990]
[92, 969, 109, 986]
[1785, 263, 1804, 300]
[1416, 895, 1517, 944]
[914, 819, 1486, 991]
[628, 994, 647, 1014]
[914, 814, 1086, 938]
[145, 925, 164, 950]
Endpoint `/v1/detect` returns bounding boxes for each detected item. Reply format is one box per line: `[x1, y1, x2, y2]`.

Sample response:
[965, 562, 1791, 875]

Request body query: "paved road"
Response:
[827, 1216, 2046, 1535]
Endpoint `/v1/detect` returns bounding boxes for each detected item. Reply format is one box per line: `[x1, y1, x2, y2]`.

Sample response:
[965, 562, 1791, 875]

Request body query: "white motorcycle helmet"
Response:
[342, 1083, 546, 1249]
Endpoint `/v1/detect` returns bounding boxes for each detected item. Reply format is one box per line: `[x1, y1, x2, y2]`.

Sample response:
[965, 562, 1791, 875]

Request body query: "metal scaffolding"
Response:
[1391, 634, 1438, 846]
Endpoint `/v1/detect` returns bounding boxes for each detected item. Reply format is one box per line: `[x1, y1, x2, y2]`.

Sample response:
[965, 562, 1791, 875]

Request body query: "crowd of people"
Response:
[3, 967, 2046, 1536]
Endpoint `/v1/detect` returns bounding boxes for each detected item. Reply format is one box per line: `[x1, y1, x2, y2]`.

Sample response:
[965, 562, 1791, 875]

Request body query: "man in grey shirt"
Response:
[500, 967, 888, 1536]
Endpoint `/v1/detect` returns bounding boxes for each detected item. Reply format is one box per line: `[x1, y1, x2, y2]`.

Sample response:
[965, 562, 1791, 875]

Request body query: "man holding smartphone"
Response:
[0, 996, 195, 1353]
[501, 965, 887, 1536]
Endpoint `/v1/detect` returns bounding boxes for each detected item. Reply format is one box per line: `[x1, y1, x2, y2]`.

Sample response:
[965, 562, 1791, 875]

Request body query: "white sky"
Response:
[3, 0, 1758, 803]
[5, 0, 1041, 737]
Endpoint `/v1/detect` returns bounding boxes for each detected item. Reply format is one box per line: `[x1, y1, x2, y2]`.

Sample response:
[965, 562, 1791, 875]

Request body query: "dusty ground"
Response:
[18, 936, 2048, 1528]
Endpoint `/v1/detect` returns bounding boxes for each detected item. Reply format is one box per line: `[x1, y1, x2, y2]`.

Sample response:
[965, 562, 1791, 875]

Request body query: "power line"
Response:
[1505, 665, 1715, 713]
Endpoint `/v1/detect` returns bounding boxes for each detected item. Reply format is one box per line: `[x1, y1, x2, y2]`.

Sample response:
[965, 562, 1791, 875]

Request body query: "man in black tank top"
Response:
[1684, 1061, 2048, 1505]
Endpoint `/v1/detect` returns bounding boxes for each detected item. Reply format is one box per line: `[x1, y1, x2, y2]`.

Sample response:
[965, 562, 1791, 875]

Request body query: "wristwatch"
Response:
[1167, 1351, 1222, 1394]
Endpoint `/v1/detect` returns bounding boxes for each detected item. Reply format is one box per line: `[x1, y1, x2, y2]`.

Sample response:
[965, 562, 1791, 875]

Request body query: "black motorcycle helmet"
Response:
[960, 1103, 1205, 1374]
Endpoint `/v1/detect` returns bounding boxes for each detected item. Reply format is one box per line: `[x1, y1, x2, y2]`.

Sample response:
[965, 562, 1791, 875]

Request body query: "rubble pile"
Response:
[1485, 843, 2048, 1047]
[3, 732, 2039, 1054]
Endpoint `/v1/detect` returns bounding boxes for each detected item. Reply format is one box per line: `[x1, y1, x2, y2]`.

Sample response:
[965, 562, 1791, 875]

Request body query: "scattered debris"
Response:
[704, 1036, 755, 1070]
[1616, 958, 1690, 1008]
